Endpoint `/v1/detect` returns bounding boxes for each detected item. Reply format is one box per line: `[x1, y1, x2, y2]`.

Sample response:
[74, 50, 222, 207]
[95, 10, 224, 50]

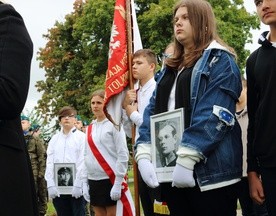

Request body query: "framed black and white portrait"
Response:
[150, 108, 184, 183]
[54, 163, 75, 194]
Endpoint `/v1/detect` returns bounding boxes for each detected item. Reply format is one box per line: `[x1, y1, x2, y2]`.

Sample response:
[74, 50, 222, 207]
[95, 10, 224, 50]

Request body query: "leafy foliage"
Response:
[36, 0, 108, 125]
[210, 0, 259, 70]
[36, 0, 259, 130]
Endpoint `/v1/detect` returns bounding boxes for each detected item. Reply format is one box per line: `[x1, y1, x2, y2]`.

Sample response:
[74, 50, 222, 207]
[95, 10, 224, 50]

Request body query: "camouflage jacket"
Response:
[24, 134, 46, 178]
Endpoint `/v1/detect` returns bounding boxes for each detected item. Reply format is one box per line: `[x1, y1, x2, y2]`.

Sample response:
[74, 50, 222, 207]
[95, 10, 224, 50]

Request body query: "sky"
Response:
[7, 0, 269, 113]
[7, 0, 76, 112]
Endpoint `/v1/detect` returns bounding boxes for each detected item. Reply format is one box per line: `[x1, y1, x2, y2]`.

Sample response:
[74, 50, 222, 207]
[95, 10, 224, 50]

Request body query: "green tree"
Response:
[36, 0, 259, 125]
[211, 0, 259, 71]
[137, 0, 176, 57]
[36, 0, 107, 124]
[37, 0, 85, 123]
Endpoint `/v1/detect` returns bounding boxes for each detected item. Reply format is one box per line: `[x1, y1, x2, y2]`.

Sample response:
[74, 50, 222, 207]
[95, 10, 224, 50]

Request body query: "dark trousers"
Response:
[53, 195, 86, 216]
[160, 181, 239, 216]
[260, 167, 276, 216]
[238, 177, 268, 216]
[37, 177, 48, 216]
[138, 171, 162, 216]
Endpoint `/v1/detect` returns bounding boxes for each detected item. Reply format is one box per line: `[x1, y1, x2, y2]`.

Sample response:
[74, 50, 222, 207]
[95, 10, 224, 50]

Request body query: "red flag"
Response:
[104, 2, 142, 215]
[104, 0, 142, 130]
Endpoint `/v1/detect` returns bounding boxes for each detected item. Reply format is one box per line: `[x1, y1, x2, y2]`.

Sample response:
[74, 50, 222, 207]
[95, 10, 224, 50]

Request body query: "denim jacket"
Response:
[136, 41, 242, 190]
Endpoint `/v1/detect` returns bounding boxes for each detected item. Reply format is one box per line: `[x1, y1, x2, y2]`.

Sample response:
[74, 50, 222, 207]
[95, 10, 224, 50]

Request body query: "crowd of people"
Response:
[2, 0, 276, 215]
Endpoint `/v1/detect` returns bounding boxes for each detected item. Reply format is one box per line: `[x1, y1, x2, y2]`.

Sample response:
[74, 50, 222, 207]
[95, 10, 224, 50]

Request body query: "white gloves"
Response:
[172, 164, 195, 188]
[72, 186, 82, 199]
[48, 186, 60, 199]
[138, 158, 159, 188]
[83, 183, 90, 202]
[110, 177, 123, 201]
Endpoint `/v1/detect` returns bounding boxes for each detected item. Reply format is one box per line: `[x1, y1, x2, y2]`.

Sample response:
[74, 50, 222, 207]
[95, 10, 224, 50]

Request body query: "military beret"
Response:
[30, 124, 40, 131]
[21, 115, 30, 121]
[58, 167, 72, 175]
[76, 115, 82, 121]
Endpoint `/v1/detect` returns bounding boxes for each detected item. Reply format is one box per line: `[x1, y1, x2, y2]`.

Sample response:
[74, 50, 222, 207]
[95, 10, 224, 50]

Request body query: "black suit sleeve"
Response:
[0, 3, 33, 119]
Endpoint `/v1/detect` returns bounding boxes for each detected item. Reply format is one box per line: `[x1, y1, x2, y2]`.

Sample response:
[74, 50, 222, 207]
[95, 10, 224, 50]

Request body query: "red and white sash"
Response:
[87, 124, 135, 216]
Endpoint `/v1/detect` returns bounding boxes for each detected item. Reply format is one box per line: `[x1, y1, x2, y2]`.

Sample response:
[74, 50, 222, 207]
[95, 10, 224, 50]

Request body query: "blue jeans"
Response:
[53, 195, 86, 216]
[238, 177, 268, 216]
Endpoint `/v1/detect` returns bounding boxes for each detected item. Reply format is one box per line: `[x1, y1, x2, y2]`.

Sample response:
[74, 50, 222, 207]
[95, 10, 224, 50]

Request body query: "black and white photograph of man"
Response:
[57, 167, 73, 186]
[156, 119, 180, 168]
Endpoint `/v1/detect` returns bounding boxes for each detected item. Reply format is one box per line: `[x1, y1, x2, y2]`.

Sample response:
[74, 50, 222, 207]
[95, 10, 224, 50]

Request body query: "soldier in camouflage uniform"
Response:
[81, 120, 89, 133]
[21, 115, 47, 216]
[75, 115, 84, 131]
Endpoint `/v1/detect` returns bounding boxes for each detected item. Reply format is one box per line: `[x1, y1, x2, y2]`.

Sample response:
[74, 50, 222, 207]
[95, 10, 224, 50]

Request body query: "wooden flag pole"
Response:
[126, 0, 140, 215]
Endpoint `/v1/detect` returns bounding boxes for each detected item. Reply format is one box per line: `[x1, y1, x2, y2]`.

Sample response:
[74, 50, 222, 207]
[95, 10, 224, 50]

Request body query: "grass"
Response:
[127, 167, 134, 179]
[46, 202, 56, 216]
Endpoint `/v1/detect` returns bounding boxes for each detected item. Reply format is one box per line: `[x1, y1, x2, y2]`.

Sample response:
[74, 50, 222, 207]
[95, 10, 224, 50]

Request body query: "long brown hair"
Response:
[167, 0, 236, 70]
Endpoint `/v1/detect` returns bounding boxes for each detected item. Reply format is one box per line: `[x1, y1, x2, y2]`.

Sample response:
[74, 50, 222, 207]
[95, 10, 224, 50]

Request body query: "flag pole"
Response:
[126, 0, 140, 215]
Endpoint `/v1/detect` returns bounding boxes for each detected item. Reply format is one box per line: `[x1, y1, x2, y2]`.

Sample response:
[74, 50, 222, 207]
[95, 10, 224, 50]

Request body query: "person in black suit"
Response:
[0, 2, 38, 215]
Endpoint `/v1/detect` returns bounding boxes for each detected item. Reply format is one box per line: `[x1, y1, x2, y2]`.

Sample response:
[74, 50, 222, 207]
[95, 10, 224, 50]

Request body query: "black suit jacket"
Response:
[0, 3, 38, 215]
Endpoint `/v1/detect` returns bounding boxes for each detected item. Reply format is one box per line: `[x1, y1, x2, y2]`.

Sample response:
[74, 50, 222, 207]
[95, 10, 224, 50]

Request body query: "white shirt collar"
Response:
[138, 77, 155, 92]
[266, 32, 276, 48]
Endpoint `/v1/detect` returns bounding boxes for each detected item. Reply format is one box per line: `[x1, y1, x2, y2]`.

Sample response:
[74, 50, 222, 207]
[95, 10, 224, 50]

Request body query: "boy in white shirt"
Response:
[122, 49, 159, 216]
[45, 106, 88, 216]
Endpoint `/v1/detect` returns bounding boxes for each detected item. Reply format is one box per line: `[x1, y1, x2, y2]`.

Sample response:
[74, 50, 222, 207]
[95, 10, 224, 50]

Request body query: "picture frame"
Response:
[150, 108, 184, 183]
[54, 163, 76, 194]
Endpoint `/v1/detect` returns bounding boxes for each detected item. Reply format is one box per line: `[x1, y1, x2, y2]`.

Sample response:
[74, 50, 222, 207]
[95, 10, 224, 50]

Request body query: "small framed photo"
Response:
[150, 108, 184, 183]
[54, 163, 76, 194]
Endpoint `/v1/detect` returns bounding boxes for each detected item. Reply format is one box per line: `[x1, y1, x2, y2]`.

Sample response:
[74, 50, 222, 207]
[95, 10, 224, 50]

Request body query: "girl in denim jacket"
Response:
[135, 0, 242, 215]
